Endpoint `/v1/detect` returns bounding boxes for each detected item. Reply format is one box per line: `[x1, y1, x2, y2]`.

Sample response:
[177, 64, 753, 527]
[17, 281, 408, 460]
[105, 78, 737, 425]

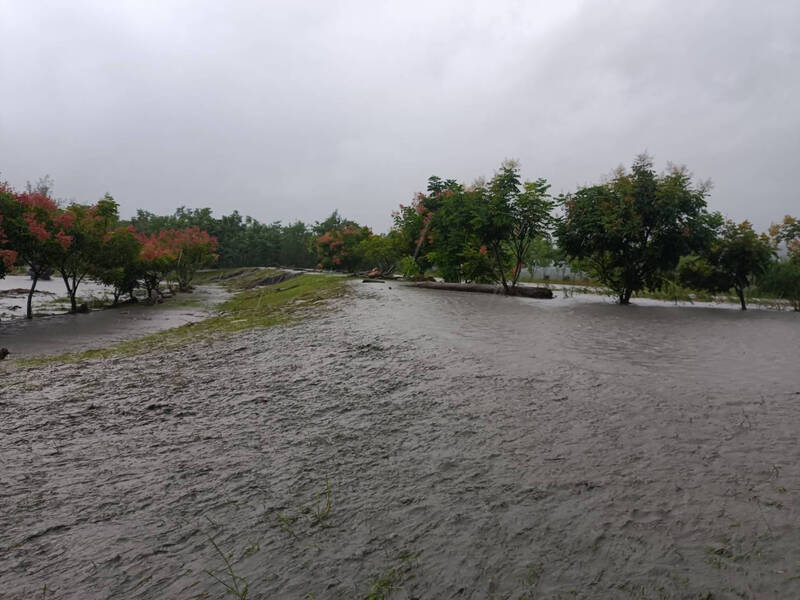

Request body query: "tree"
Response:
[557, 154, 719, 304]
[473, 161, 518, 292]
[678, 220, 774, 310]
[524, 236, 563, 279]
[425, 185, 481, 282]
[137, 231, 177, 298]
[314, 216, 372, 271]
[358, 231, 403, 274]
[508, 179, 554, 288]
[92, 226, 143, 305]
[759, 260, 800, 311]
[769, 215, 800, 262]
[468, 161, 555, 292]
[53, 200, 118, 313]
[1, 186, 70, 318]
[279, 221, 316, 267]
[715, 221, 774, 310]
[165, 227, 219, 291]
[0, 185, 19, 278]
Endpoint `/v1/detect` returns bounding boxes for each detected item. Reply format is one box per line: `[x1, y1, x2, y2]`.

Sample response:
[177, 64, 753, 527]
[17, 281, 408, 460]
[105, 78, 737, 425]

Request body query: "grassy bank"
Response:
[20, 272, 348, 365]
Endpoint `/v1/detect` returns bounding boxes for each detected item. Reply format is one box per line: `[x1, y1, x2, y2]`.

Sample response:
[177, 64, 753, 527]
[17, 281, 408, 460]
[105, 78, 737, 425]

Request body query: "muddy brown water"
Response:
[1, 282, 799, 599]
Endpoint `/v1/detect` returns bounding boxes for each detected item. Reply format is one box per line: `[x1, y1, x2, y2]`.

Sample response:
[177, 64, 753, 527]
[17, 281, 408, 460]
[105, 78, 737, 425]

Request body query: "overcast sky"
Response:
[1, 0, 798, 233]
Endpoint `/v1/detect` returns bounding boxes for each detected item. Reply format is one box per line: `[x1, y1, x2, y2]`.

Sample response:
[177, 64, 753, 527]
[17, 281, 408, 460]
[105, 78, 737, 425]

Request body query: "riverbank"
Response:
[2, 276, 800, 599]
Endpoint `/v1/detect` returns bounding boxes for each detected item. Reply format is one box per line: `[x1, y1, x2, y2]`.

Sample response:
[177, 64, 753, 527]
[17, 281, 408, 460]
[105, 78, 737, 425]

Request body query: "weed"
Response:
[312, 476, 332, 526]
[364, 567, 403, 600]
[277, 476, 335, 539]
[277, 513, 300, 539]
[518, 563, 543, 599]
[204, 535, 250, 600]
[363, 551, 419, 600]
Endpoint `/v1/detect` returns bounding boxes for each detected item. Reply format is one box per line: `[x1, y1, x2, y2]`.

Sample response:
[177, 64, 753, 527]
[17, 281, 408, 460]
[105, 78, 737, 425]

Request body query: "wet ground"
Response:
[2, 282, 800, 599]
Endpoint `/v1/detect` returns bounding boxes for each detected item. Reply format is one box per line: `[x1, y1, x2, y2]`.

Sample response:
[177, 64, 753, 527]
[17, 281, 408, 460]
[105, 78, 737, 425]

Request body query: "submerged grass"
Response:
[20, 273, 347, 366]
[192, 267, 285, 290]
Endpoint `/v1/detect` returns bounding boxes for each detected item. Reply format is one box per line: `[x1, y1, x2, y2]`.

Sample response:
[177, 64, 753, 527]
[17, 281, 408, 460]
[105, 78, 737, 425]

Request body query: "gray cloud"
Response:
[1, 0, 798, 232]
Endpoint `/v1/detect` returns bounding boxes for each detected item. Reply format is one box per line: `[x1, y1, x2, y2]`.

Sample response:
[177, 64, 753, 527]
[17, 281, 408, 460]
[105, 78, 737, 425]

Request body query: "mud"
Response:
[2, 282, 800, 599]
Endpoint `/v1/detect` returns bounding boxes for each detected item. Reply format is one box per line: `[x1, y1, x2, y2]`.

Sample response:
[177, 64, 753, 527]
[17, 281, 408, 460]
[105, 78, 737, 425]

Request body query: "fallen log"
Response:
[412, 281, 553, 299]
[361, 279, 386, 284]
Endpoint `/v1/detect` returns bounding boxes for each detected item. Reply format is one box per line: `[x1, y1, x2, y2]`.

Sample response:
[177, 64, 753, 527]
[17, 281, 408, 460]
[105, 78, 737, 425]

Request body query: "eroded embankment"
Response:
[2, 281, 800, 599]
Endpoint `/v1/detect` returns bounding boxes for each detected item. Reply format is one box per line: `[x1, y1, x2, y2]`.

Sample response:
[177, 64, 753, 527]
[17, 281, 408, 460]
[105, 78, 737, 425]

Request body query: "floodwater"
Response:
[0, 284, 229, 358]
[0, 275, 116, 320]
[1, 282, 799, 599]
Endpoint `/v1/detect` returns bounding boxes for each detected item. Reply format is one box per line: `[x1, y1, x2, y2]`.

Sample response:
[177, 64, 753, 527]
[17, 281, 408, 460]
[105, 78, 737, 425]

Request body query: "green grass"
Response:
[20, 273, 348, 366]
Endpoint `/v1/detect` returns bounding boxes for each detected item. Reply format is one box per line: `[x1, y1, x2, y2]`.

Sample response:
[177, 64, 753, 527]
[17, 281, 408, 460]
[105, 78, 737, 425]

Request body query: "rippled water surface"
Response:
[2, 282, 799, 599]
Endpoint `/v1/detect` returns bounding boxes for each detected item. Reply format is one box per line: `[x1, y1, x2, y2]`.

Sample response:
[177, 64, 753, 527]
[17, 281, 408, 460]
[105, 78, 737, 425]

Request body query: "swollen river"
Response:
[2, 282, 799, 599]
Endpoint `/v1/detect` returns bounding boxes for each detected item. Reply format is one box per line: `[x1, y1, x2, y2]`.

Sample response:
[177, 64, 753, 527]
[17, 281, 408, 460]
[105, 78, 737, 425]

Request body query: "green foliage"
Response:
[54, 201, 119, 312]
[92, 227, 143, 304]
[314, 222, 372, 271]
[557, 153, 720, 303]
[0, 186, 18, 278]
[508, 178, 555, 286]
[758, 260, 800, 311]
[678, 220, 774, 309]
[398, 255, 422, 278]
[769, 214, 800, 262]
[358, 231, 403, 274]
[525, 236, 563, 273]
[129, 207, 317, 269]
[392, 162, 553, 290]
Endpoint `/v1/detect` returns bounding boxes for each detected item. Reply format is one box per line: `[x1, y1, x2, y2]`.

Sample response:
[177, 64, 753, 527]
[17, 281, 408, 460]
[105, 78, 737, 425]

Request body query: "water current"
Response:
[1, 282, 799, 599]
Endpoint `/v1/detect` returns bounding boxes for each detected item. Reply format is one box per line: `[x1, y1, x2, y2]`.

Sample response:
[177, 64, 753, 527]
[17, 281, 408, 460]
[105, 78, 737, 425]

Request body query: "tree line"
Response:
[0, 180, 218, 319]
[3, 155, 799, 316]
[386, 154, 800, 310]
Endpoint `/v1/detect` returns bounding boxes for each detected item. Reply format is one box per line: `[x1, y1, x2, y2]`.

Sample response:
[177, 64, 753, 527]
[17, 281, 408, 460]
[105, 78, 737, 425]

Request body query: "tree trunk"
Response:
[511, 259, 523, 289]
[492, 246, 509, 294]
[619, 288, 633, 305]
[736, 287, 747, 310]
[26, 273, 39, 319]
[61, 274, 78, 313]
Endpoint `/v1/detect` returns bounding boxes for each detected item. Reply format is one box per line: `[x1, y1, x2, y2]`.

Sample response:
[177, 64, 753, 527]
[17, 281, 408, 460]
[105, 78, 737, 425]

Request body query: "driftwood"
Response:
[361, 279, 386, 284]
[412, 281, 553, 299]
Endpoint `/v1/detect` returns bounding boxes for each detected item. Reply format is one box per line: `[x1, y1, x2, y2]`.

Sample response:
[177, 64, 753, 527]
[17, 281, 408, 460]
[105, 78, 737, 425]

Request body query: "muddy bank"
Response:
[2, 282, 800, 599]
[0, 285, 230, 358]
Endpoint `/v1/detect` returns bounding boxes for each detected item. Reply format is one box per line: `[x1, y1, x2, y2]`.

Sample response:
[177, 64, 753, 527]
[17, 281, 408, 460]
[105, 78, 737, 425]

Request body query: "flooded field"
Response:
[2, 282, 799, 599]
[0, 282, 229, 359]
[0, 275, 115, 321]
